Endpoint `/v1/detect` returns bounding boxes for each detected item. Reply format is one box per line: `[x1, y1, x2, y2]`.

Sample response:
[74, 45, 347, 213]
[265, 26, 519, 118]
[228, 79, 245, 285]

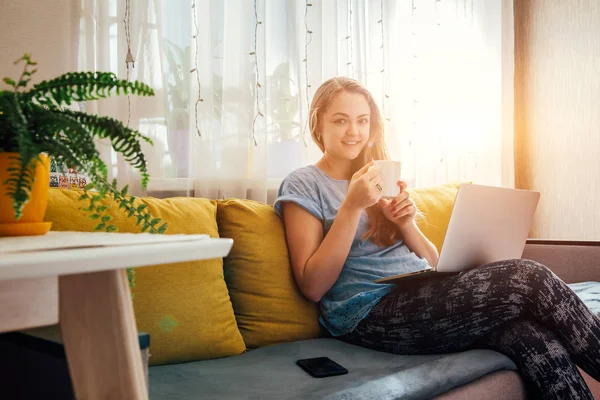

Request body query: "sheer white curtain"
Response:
[79, 0, 509, 202]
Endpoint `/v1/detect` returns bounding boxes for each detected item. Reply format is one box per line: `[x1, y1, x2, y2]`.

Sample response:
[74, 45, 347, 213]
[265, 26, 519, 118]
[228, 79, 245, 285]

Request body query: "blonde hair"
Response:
[309, 77, 401, 247]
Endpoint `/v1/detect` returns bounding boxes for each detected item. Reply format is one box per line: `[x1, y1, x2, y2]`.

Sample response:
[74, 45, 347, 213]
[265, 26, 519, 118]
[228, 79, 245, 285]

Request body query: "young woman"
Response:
[273, 77, 600, 399]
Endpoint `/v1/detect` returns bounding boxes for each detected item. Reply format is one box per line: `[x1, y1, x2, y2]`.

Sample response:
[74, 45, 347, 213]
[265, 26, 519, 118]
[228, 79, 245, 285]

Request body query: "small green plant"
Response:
[268, 61, 301, 141]
[0, 53, 168, 287]
[163, 39, 191, 131]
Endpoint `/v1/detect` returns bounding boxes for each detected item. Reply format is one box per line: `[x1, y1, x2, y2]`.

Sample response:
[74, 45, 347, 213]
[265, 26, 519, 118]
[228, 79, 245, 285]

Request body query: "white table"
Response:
[0, 232, 233, 400]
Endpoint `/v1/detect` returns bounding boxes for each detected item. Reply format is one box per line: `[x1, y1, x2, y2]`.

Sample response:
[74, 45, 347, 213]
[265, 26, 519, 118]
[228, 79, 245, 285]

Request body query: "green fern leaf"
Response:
[24, 72, 154, 108]
[57, 110, 151, 188]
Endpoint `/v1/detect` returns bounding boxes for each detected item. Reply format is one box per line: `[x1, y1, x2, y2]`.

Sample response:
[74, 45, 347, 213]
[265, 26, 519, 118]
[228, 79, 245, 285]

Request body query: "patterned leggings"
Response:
[340, 259, 600, 399]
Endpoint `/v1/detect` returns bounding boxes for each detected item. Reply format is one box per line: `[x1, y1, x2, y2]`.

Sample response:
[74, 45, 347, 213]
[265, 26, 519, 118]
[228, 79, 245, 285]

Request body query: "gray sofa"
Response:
[2, 240, 598, 399]
[147, 240, 600, 399]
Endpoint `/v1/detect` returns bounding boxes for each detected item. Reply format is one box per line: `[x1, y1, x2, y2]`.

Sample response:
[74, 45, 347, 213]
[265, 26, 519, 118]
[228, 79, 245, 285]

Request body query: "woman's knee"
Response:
[492, 258, 553, 281]
[470, 259, 557, 302]
[518, 258, 550, 272]
[475, 258, 552, 282]
[516, 259, 557, 283]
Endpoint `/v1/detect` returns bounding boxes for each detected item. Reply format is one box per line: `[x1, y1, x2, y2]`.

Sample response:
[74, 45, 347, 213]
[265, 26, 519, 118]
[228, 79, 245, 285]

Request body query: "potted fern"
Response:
[0, 53, 167, 237]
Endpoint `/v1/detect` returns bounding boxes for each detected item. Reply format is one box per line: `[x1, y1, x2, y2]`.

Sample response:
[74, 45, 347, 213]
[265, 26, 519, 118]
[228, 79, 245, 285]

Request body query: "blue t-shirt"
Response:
[273, 165, 431, 336]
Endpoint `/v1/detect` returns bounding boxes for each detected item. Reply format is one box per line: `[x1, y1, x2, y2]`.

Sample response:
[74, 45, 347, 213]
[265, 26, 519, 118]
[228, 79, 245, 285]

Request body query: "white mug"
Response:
[374, 160, 402, 199]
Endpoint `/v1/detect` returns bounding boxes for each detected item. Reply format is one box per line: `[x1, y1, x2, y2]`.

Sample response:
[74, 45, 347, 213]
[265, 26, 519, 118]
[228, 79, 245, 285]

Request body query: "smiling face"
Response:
[319, 90, 371, 162]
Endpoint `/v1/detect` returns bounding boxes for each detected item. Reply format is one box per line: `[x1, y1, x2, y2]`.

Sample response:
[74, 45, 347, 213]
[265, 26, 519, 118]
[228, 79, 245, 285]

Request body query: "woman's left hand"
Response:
[379, 181, 416, 228]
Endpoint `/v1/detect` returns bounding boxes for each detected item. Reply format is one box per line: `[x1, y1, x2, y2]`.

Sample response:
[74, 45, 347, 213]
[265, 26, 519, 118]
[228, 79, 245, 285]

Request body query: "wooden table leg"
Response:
[59, 269, 148, 400]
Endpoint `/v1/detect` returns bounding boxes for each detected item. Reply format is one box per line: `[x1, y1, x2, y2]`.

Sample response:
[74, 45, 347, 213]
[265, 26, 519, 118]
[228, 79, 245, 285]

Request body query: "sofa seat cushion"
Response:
[148, 338, 515, 400]
[45, 189, 246, 365]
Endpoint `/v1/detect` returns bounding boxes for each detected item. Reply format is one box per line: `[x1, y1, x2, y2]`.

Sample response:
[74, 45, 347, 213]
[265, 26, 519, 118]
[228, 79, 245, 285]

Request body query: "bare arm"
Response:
[282, 202, 363, 302]
[379, 181, 439, 267]
[281, 160, 382, 302]
[397, 221, 439, 268]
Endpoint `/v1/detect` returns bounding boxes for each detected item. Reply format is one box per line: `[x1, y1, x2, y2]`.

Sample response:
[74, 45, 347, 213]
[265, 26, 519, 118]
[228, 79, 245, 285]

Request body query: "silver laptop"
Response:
[376, 183, 540, 283]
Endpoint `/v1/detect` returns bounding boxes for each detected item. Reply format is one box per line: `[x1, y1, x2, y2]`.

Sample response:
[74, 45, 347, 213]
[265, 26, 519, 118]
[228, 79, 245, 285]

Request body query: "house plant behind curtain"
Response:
[79, 0, 507, 204]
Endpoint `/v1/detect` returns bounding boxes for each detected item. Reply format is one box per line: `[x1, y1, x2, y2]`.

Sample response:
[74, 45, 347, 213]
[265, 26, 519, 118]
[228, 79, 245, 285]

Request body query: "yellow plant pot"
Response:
[0, 152, 52, 236]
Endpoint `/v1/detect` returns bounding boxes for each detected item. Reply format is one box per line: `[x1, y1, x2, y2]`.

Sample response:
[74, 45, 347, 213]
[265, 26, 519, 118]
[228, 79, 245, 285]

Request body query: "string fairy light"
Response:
[124, 0, 134, 127]
[302, 1, 313, 146]
[191, 0, 204, 137]
[379, 0, 390, 121]
[435, 0, 447, 164]
[346, 0, 354, 78]
[411, 0, 417, 135]
[402, 0, 418, 151]
[250, 0, 263, 147]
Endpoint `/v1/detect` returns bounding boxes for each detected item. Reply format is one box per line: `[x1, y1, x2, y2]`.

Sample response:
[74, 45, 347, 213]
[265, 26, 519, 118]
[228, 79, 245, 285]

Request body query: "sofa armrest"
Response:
[522, 240, 600, 284]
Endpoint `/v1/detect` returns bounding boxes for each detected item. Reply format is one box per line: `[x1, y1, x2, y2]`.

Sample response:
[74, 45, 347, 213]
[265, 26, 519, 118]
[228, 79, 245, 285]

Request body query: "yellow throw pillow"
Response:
[45, 189, 246, 365]
[217, 198, 321, 349]
[408, 182, 463, 253]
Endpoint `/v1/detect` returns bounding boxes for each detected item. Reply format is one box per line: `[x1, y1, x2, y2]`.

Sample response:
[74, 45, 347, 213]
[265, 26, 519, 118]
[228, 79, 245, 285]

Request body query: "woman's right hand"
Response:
[343, 159, 383, 212]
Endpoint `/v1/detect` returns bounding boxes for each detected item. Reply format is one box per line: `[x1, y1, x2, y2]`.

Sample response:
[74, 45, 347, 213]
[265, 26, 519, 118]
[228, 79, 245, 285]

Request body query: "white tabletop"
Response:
[0, 231, 233, 281]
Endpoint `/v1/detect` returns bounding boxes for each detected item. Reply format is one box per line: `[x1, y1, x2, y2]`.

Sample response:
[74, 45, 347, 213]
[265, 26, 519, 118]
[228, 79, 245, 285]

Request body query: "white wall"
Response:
[0, 0, 80, 89]
[515, 0, 600, 240]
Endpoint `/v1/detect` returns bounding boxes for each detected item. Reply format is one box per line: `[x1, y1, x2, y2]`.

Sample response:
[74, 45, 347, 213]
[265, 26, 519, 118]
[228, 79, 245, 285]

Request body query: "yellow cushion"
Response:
[45, 189, 246, 365]
[408, 182, 463, 253]
[217, 198, 321, 348]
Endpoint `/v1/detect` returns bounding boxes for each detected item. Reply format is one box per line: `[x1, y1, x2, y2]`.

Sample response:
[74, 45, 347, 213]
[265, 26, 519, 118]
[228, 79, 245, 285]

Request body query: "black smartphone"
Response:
[296, 357, 348, 378]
